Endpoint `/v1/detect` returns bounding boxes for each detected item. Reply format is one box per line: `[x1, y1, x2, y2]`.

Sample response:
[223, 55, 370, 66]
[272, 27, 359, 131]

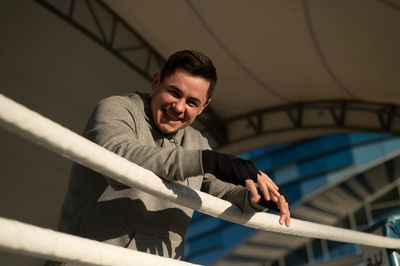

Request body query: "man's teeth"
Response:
[163, 108, 181, 121]
[166, 113, 179, 121]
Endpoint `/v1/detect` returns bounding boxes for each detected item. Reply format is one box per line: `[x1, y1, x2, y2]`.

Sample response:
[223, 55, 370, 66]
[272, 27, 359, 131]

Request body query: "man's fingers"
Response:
[278, 195, 290, 227]
[286, 212, 291, 227]
[245, 179, 261, 203]
[279, 215, 290, 227]
[248, 176, 291, 227]
[257, 173, 280, 201]
[259, 171, 279, 190]
[257, 181, 271, 201]
[280, 211, 290, 227]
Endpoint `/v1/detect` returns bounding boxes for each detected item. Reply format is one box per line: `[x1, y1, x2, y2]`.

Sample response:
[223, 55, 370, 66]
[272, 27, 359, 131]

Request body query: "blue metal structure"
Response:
[185, 133, 400, 265]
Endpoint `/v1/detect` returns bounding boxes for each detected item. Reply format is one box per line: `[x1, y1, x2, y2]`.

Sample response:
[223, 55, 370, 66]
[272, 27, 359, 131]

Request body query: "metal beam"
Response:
[34, 0, 163, 81]
[218, 100, 400, 150]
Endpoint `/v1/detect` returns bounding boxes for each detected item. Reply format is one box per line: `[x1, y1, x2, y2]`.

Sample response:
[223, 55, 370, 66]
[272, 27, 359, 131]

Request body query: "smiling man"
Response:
[150, 68, 210, 134]
[46, 50, 289, 265]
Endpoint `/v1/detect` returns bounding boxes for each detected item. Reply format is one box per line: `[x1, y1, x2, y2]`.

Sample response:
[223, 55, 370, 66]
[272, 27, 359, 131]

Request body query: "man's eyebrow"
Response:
[168, 85, 182, 94]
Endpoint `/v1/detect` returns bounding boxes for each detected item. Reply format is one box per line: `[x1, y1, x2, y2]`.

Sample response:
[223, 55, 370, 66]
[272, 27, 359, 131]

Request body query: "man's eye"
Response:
[187, 101, 198, 107]
[169, 90, 179, 97]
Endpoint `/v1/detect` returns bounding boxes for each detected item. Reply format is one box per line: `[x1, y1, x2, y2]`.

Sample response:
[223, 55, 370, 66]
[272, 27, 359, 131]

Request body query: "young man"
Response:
[49, 50, 289, 264]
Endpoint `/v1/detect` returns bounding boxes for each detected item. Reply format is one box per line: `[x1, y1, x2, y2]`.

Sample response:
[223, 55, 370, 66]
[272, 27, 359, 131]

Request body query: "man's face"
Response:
[150, 69, 211, 134]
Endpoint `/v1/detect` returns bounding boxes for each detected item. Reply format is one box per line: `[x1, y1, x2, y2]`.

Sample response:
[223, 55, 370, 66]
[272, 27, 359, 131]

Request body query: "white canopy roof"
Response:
[103, 0, 400, 153]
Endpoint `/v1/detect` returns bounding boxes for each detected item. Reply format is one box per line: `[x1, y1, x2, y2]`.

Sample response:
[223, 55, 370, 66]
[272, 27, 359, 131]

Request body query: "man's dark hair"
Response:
[160, 50, 217, 100]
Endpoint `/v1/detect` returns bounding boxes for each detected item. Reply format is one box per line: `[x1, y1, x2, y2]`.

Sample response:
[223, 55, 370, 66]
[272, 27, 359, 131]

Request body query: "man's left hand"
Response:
[245, 171, 290, 227]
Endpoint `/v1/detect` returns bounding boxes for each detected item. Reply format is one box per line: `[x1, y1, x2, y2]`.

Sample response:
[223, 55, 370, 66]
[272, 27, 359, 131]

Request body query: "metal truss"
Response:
[34, 0, 227, 145]
[215, 100, 400, 150]
[34, 0, 164, 81]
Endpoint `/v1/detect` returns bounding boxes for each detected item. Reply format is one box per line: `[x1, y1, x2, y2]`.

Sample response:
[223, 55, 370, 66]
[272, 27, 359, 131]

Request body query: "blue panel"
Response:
[221, 225, 256, 252]
[320, 134, 350, 151]
[285, 246, 308, 266]
[326, 165, 355, 184]
[328, 242, 357, 259]
[271, 148, 297, 167]
[237, 152, 251, 160]
[351, 142, 384, 167]
[268, 171, 276, 180]
[281, 183, 302, 203]
[349, 132, 389, 144]
[238, 143, 289, 160]
[253, 155, 273, 171]
[191, 211, 204, 220]
[382, 137, 400, 154]
[298, 149, 353, 178]
[249, 143, 287, 156]
[186, 245, 223, 265]
[295, 139, 321, 159]
[274, 164, 299, 185]
[323, 149, 352, 169]
[300, 175, 327, 196]
[185, 223, 255, 265]
[185, 215, 221, 239]
[185, 229, 222, 255]
[298, 156, 325, 177]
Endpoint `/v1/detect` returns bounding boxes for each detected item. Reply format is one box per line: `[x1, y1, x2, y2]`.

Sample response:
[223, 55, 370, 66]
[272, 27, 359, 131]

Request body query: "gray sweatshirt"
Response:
[57, 92, 263, 261]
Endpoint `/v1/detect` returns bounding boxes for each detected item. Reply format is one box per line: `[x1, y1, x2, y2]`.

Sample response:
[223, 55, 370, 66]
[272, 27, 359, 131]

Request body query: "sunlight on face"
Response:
[150, 69, 210, 134]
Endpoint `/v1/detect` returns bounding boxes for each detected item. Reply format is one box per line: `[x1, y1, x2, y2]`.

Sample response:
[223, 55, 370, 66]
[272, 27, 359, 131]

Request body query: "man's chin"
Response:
[158, 123, 182, 134]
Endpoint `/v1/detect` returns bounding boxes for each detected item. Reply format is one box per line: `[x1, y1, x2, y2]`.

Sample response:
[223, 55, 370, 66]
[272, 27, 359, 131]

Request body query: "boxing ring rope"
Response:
[0, 93, 399, 264]
[0, 216, 197, 266]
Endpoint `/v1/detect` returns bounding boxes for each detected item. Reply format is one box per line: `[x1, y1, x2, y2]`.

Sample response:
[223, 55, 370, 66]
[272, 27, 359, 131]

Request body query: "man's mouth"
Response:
[163, 108, 181, 122]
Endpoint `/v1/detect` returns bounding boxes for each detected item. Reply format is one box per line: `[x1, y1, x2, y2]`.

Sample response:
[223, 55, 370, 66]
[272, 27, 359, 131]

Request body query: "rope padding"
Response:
[0, 216, 197, 265]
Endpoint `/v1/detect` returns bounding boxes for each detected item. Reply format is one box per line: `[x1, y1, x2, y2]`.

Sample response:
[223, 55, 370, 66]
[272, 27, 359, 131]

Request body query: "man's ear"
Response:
[151, 72, 161, 93]
[199, 98, 211, 115]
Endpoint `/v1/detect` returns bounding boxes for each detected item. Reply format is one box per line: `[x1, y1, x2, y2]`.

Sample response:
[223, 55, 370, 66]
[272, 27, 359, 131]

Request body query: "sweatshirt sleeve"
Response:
[83, 96, 204, 188]
[200, 173, 266, 213]
[194, 132, 264, 213]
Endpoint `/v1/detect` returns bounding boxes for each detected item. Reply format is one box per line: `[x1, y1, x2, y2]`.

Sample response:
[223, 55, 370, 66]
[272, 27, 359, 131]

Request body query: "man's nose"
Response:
[173, 99, 185, 113]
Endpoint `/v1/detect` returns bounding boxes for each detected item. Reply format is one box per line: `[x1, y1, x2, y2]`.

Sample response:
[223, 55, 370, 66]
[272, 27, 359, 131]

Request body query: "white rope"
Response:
[0, 93, 399, 262]
[0, 216, 197, 266]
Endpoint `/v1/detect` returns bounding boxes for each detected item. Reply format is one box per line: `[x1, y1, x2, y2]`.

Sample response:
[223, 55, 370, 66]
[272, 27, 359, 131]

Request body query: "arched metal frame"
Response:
[215, 100, 400, 152]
